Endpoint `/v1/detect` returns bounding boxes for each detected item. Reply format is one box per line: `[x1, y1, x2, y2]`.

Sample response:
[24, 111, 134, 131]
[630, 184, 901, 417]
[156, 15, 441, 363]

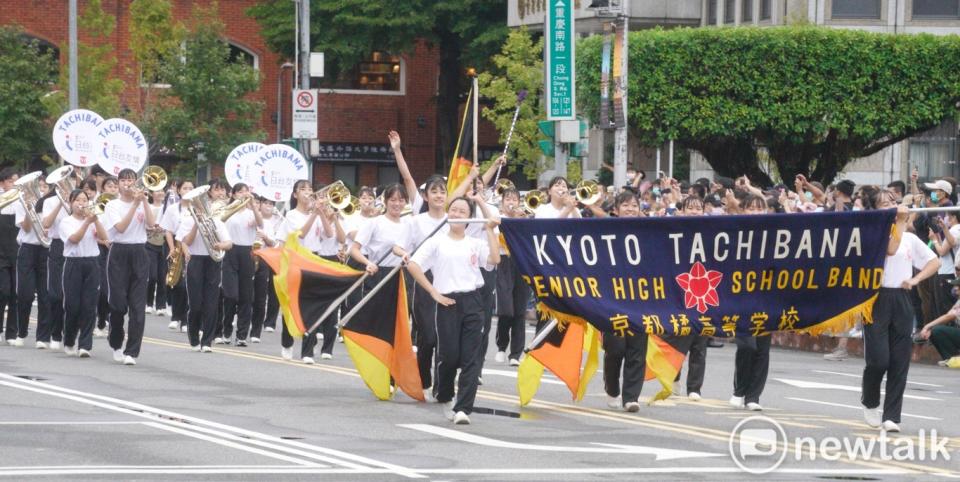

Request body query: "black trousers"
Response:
[675, 335, 708, 394]
[63, 257, 100, 351]
[435, 290, 484, 415]
[862, 288, 914, 424]
[477, 268, 496, 371]
[107, 243, 148, 357]
[412, 273, 437, 390]
[930, 325, 960, 360]
[222, 246, 255, 341]
[42, 239, 64, 343]
[97, 244, 109, 329]
[0, 265, 17, 340]
[313, 254, 342, 355]
[252, 261, 279, 337]
[169, 277, 188, 326]
[733, 335, 771, 404]
[16, 242, 48, 340]
[495, 255, 529, 360]
[603, 331, 648, 404]
[145, 243, 168, 310]
[186, 255, 222, 348]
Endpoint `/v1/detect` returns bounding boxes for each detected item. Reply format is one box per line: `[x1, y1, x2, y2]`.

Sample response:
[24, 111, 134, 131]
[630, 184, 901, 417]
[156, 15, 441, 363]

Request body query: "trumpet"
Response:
[315, 180, 350, 210]
[46, 165, 77, 214]
[214, 196, 250, 222]
[575, 179, 603, 206]
[134, 165, 168, 193]
[13, 171, 51, 247]
[523, 190, 547, 212]
[88, 192, 117, 216]
[485, 178, 515, 205]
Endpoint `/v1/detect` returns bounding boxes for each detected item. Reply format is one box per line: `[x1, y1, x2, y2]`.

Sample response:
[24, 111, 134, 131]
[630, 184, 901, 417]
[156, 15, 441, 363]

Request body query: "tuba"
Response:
[523, 190, 547, 212]
[13, 171, 51, 247]
[46, 165, 77, 214]
[182, 185, 227, 262]
[575, 179, 602, 206]
[316, 180, 350, 210]
[165, 241, 185, 288]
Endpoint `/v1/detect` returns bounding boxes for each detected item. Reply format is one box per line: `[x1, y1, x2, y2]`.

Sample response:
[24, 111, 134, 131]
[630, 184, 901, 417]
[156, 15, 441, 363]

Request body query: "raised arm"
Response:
[389, 131, 419, 203]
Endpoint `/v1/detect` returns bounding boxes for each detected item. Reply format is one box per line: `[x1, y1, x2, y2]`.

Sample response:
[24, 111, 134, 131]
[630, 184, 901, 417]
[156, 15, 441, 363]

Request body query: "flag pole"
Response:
[907, 206, 960, 213]
[490, 90, 527, 194]
[524, 318, 559, 353]
[472, 76, 479, 167]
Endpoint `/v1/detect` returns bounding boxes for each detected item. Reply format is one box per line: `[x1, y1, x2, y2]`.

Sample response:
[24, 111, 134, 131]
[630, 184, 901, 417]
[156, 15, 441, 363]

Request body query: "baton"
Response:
[491, 90, 527, 189]
[523, 318, 559, 353]
[907, 206, 960, 213]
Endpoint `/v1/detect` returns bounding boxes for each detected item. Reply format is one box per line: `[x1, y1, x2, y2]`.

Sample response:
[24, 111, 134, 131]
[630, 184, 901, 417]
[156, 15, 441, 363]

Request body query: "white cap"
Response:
[923, 179, 953, 195]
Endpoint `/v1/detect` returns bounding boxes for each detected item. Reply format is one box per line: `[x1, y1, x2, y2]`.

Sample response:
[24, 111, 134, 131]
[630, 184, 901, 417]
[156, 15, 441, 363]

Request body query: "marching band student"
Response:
[221, 183, 262, 347]
[406, 192, 501, 425]
[95, 176, 119, 336]
[60, 190, 108, 357]
[350, 183, 410, 284]
[279, 180, 332, 363]
[674, 195, 708, 401]
[861, 189, 939, 432]
[160, 180, 193, 332]
[145, 190, 169, 317]
[39, 182, 68, 350]
[601, 191, 649, 412]
[0, 168, 19, 344]
[102, 168, 156, 365]
[13, 171, 49, 348]
[494, 187, 529, 367]
[312, 186, 347, 359]
[534, 176, 581, 219]
[404, 175, 449, 400]
[730, 194, 772, 411]
[178, 185, 233, 352]
[251, 197, 281, 340]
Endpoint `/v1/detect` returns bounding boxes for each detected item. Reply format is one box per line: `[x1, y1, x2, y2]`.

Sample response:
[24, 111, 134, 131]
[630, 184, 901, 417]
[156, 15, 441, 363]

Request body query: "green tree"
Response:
[247, 0, 508, 170]
[153, 3, 265, 178]
[128, 0, 185, 137]
[43, 0, 124, 119]
[0, 26, 57, 168]
[576, 27, 960, 185]
[477, 28, 544, 181]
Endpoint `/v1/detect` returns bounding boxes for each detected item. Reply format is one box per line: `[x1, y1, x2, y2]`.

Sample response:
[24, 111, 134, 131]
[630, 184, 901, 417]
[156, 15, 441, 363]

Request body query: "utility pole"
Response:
[299, 0, 313, 182]
[612, 15, 629, 189]
[68, 0, 78, 111]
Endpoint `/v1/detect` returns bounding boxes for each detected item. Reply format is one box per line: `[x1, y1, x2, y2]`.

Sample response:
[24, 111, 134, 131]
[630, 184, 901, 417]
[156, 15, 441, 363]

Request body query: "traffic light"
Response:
[538, 121, 556, 157]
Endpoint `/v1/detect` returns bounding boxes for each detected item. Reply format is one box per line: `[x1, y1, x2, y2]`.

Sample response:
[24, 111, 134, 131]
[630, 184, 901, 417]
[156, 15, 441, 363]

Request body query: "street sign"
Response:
[546, 0, 575, 120]
[292, 88, 318, 139]
[310, 52, 324, 77]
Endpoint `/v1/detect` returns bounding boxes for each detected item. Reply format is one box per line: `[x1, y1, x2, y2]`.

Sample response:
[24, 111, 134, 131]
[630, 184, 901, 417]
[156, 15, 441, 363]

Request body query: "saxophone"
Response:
[165, 241, 185, 287]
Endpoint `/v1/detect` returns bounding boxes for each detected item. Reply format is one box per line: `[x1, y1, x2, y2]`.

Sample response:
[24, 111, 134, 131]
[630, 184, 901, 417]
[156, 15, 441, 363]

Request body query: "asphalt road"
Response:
[0, 312, 957, 480]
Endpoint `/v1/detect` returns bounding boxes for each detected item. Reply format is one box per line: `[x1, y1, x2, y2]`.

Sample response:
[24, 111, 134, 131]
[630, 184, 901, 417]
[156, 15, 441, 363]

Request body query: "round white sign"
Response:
[225, 142, 266, 187]
[52, 109, 105, 167]
[97, 118, 149, 175]
[252, 144, 309, 202]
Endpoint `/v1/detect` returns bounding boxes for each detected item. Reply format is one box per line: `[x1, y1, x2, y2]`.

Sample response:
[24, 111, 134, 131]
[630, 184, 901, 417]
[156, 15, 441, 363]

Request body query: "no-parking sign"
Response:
[292, 89, 318, 140]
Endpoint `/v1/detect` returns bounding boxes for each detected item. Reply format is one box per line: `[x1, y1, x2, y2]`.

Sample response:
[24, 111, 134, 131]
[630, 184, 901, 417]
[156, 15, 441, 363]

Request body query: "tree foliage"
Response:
[478, 28, 545, 181]
[43, 0, 124, 119]
[0, 25, 57, 168]
[152, 3, 264, 177]
[247, 0, 508, 169]
[129, 0, 185, 133]
[576, 27, 960, 185]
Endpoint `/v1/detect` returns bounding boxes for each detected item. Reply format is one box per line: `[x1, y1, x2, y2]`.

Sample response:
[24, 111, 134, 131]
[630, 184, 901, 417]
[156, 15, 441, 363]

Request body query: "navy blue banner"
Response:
[500, 211, 896, 337]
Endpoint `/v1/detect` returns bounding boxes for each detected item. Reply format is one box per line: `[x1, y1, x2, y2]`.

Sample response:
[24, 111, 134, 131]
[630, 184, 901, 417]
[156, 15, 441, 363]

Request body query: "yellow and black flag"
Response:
[447, 80, 477, 194]
[644, 334, 690, 403]
[342, 273, 424, 402]
[517, 310, 600, 406]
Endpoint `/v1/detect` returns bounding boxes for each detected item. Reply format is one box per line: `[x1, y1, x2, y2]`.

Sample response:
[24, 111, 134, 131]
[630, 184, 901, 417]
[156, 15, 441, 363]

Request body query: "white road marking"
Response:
[0, 373, 425, 479]
[418, 467, 912, 475]
[399, 423, 723, 461]
[482, 368, 565, 385]
[786, 397, 942, 421]
[142, 422, 323, 466]
[812, 370, 945, 388]
[776, 378, 942, 401]
[0, 421, 144, 425]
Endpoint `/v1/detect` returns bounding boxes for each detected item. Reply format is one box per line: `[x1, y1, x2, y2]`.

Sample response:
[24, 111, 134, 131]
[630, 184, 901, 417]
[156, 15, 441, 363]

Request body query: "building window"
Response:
[378, 165, 400, 186]
[228, 42, 258, 69]
[724, 0, 736, 22]
[913, 0, 960, 18]
[760, 0, 772, 19]
[316, 51, 402, 92]
[742, 0, 754, 22]
[708, 0, 718, 24]
[333, 164, 358, 189]
[909, 119, 958, 179]
[831, 0, 882, 18]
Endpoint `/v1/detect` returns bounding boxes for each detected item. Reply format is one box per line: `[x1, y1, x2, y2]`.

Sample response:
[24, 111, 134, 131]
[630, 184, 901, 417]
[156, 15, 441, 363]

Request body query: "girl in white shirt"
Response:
[221, 183, 263, 347]
[94, 177, 118, 336]
[861, 189, 939, 432]
[350, 183, 410, 277]
[160, 180, 193, 331]
[252, 198, 281, 339]
[60, 189, 108, 357]
[406, 193, 500, 425]
[534, 176, 581, 219]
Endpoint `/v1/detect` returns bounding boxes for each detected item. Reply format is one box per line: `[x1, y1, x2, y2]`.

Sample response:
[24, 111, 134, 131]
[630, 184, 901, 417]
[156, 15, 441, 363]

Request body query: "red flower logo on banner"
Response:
[675, 262, 723, 314]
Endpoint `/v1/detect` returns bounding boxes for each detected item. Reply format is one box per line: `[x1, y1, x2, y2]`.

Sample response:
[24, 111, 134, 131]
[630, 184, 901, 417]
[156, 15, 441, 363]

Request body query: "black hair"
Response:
[208, 177, 228, 190]
[614, 190, 640, 210]
[678, 195, 704, 212]
[68, 188, 87, 204]
[289, 179, 312, 209]
[90, 165, 107, 176]
[381, 183, 409, 204]
[80, 179, 97, 193]
[0, 167, 17, 182]
[357, 186, 375, 198]
[448, 196, 475, 214]
[690, 183, 707, 199]
[864, 187, 896, 211]
[887, 180, 906, 196]
[424, 176, 447, 193]
[117, 168, 137, 180]
[500, 187, 520, 201]
[836, 180, 856, 198]
[231, 182, 248, 196]
[102, 176, 118, 187]
[547, 176, 569, 190]
[741, 193, 768, 212]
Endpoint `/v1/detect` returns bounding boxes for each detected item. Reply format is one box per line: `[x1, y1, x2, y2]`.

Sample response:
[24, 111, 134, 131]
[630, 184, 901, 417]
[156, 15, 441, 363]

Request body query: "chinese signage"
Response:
[315, 143, 396, 163]
[546, 0, 575, 120]
[292, 89, 318, 140]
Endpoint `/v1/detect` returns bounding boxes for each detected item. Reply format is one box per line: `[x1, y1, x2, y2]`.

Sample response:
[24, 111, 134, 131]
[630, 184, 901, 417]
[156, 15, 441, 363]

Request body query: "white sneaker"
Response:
[35, 341, 49, 350]
[824, 348, 848, 361]
[607, 395, 621, 409]
[320, 352, 333, 360]
[423, 388, 437, 403]
[453, 411, 471, 425]
[168, 321, 179, 330]
[213, 337, 224, 345]
[191, 345, 200, 352]
[251, 337, 260, 344]
[863, 406, 882, 428]
[746, 402, 763, 411]
[236, 339, 248, 347]
[624, 401, 640, 413]
[146, 306, 155, 315]
[688, 392, 702, 402]
[443, 401, 455, 421]
[302, 356, 315, 365]
[8, 337, 24, 347]
[882, 420, 900, 432]
[123, 356, 136, 365]
[157, 307, 168, 317]
[63, 346, 77, 356]
[78, 349, 90, 358]
[495, 351, 506, 363]
[281, 347, 293, 360]
[337, 335, 343, 343]
[264, 327, 275, 333]
[180, 325, 187, 333]
[200, 346, 212, 353]
[412, 345, 418, 353]
[729, 395, 745, 409]
[113, 350, 124, 362]
[49, 341, 62, 350]
[509, 358, 520, 367]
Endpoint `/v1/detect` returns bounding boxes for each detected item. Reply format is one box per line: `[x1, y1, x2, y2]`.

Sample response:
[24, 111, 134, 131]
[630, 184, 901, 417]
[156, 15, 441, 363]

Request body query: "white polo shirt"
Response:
[59, 215, 100, 257]
[411, 233, 489, 294]
[103, 198, 147, 244]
